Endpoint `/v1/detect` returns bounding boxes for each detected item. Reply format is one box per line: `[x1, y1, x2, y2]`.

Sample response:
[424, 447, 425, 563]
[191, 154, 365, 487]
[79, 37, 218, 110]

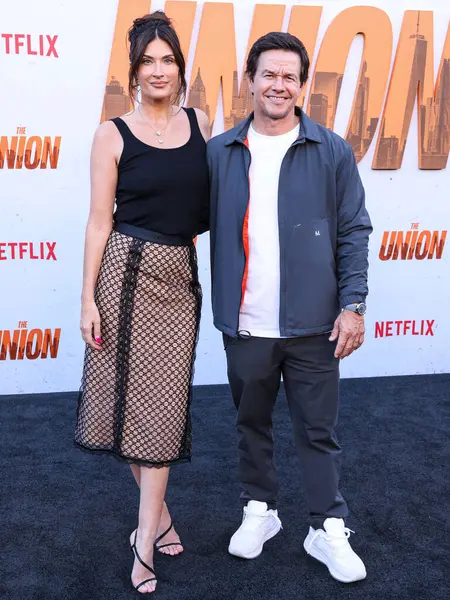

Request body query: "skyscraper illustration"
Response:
[224, 71, 253, 129]
[309, 93, 328, 126]
[347, 61, 374, 159]
[311, 72, 343, 129]
[374, 11, 449, 169]
[421, 58, 450, 167]
[399, 13, 428, 156]
[104, 77, 131, 121]
[188, 68, 210, 120]
[375, 120, 400, 169]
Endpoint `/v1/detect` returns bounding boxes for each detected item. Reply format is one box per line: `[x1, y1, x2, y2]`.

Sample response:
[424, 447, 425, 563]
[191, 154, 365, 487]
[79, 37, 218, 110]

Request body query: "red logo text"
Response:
[0, 242, 56, 261]
[1, 33, 58, 57]
[375, 319, 435, 338]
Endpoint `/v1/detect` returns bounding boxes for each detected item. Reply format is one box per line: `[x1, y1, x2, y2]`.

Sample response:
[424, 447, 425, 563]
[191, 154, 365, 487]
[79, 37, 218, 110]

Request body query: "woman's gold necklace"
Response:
[138, 104, 172, 144]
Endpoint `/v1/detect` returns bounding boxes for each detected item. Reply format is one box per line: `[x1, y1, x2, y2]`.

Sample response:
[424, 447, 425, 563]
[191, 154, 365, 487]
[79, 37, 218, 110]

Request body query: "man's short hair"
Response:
[245, 31, 310, 86]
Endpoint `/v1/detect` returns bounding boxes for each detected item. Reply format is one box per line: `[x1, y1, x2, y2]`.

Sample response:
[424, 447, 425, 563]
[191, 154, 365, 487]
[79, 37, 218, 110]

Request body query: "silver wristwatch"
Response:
[342, 302, 367, 316]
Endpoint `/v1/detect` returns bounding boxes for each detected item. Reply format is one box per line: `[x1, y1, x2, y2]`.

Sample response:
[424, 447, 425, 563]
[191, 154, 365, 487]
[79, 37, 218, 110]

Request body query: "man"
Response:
[206, 32, 372, 583]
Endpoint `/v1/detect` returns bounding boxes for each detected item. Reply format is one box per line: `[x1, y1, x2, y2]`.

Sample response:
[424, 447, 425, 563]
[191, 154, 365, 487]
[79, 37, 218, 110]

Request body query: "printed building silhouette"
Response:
[374, 12, 450, 169]
[104, 77, 131, 121]
[310, 93, 328, 127]
[311, 72, 343, 129]
[188, 68, 210, 120]
[224, 71, 253, 129]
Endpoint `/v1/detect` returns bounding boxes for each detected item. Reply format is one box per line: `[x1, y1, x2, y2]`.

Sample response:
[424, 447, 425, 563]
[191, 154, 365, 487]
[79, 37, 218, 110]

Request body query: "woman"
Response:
[74, 11, 210, 594]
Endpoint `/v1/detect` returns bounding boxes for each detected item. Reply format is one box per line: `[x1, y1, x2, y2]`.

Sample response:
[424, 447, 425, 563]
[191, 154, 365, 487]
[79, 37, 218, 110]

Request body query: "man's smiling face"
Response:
[249, 50, 302, 121]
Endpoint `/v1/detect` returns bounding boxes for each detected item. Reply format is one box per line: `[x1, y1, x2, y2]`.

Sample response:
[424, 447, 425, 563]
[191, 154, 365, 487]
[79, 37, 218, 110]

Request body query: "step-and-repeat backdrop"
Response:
[1, 0, 449, 394]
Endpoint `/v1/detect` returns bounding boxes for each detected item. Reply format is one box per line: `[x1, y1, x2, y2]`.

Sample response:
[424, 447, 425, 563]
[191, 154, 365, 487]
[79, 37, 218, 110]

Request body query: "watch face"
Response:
[357, 303, 367, 315]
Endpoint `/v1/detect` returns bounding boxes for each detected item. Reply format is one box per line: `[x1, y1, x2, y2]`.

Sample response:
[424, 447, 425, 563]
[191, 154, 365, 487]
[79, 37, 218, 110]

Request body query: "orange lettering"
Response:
[408, 230, 419, 259]
[379, 231, 396, 260]
[0, 330, 20, 360]
[419, 25, 450, 169]
[373, 11, 450, 170]
[101, 2, 450, 172]
[17, 329, 27, 360]
[223, 4, 286, 129]
[428, 230, 447, 258]
[40, 136, 61, 169]
[0, 136, 18, 169]
[101, 0, 151, 122]
[392, 230, 412, 260]
[288, 6, 323, 108]
[40, 328, 61, 359]
[308, 7, 392, 163]
[188, 2, 237, 126]
[26, 329, 43, 360]
[25, 136, 42, 169]
[415, 230, 431, 259]
[14, 136, 26, 169]
[165, 1, 197, 59]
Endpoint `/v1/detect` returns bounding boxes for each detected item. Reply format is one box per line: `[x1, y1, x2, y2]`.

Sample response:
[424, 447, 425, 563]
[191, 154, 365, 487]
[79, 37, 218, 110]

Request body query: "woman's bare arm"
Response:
[194, 108, 211, 142]
[80, 121, 122, 349]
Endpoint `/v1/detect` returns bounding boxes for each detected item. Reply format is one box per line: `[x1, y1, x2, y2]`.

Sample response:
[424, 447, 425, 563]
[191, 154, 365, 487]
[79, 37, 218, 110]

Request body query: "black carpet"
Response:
[1, 374, 449, 600]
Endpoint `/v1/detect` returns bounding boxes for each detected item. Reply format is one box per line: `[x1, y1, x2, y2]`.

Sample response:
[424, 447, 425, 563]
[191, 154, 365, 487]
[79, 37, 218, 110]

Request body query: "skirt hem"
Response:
[73, 440, 191, 469]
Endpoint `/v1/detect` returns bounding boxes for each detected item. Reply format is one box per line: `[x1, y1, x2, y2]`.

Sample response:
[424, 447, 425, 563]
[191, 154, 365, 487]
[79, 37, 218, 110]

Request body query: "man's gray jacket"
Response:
[206, 107, 372, 338]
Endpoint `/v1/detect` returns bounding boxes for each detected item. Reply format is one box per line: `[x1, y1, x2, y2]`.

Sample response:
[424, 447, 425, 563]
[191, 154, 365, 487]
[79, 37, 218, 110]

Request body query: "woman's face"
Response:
[137, 38, 180, 102]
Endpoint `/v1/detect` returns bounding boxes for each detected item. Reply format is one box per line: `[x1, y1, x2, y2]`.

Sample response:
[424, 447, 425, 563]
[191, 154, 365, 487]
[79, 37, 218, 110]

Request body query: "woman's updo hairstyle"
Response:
[127, 10, 187, 106]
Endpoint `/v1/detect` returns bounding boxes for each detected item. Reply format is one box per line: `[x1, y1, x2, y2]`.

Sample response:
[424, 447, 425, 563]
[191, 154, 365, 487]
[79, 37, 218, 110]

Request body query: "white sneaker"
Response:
[228, 500, 282, 559]
[303, 518, 367, 583]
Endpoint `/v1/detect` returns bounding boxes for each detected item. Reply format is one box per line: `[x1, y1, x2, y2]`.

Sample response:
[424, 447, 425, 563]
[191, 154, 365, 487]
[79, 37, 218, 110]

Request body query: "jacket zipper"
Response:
[278, 146, 293, 337]
[236, 142, 252, 336]
[278, 140, 304, 336]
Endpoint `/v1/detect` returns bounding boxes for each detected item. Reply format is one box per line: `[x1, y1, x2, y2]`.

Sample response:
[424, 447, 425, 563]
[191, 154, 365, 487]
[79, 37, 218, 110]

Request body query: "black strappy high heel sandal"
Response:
[131, 530, 157, 593]
[154, 521, 183, 554]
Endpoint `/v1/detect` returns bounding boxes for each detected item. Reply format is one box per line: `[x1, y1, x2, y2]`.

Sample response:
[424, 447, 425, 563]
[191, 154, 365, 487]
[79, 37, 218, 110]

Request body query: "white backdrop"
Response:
[0, 0, 449, 395]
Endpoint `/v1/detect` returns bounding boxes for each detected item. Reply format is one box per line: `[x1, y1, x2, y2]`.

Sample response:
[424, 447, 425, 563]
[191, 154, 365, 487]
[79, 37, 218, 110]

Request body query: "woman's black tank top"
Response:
[111, 108, 209, 238]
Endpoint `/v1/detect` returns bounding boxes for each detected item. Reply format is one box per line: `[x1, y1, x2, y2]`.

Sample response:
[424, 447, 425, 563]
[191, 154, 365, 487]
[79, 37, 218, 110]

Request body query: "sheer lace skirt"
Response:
[74, 229, 202, 467]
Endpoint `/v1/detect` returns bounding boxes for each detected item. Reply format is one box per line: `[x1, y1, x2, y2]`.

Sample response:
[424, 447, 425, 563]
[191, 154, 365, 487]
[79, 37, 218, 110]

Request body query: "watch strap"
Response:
[342, 302, 366, 315]
[343, 303, 358, 311]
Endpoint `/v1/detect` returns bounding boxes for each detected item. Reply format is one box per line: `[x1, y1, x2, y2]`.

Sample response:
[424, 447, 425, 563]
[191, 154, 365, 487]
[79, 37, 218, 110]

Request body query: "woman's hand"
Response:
[80, 300, 102, 350]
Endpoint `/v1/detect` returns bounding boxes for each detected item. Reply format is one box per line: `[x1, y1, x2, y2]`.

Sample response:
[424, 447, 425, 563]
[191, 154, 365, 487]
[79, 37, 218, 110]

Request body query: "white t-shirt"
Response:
[239, 122, 299, 338]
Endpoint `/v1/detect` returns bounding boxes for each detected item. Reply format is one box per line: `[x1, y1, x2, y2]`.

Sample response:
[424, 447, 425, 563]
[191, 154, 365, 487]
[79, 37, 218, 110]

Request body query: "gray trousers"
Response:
[224, 333, 348, 530]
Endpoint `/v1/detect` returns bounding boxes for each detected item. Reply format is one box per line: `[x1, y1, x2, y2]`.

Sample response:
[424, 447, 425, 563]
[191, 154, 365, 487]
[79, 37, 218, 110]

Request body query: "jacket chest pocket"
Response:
[285, 218, 339, 329]
[289, 218, 336, 270]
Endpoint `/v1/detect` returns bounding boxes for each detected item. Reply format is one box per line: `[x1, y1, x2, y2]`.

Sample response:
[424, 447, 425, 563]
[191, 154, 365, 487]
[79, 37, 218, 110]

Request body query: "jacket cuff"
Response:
[340, 294, 366, 307]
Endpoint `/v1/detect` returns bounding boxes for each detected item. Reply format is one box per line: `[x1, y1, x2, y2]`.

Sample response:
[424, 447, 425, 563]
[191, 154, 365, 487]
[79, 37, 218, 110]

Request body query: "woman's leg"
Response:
[131, 466, 169, 593]
[130, 465, 184, 556]
[155, 501, 184, 556]
[130, 464, 140, 487]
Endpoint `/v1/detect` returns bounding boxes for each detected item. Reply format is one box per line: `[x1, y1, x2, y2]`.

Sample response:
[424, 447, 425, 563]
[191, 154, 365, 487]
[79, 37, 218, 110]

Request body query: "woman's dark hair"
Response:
[127, 11, 187, 105]
[246, 32, 310, 86]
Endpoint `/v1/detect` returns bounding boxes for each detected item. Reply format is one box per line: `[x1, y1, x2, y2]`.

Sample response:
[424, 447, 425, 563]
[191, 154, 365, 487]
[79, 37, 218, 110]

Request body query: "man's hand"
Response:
[329, 310, 365, 359]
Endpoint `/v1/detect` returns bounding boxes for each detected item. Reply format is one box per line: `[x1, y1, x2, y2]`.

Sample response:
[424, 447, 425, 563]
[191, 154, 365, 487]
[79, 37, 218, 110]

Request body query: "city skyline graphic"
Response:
[185, 15, 449, 170]
[100, 6, 449, 170]
[188, 68, 211, 121]
[374, 12, 450, 169]
[308, 63, 380, 162]
[103, 76, 131, 122]
[224, 71, 253, 130]
[187, 62, 379, 163]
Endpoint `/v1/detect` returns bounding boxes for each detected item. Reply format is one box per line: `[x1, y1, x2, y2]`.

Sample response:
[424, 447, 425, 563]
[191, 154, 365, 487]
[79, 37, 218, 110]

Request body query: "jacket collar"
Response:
[224, 106, 322, 146]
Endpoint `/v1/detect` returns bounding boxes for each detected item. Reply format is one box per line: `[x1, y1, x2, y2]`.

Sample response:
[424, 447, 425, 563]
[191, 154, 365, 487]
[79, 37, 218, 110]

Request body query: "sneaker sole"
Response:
[228, 520, 282, 560]
[303, 539, 367, 583]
